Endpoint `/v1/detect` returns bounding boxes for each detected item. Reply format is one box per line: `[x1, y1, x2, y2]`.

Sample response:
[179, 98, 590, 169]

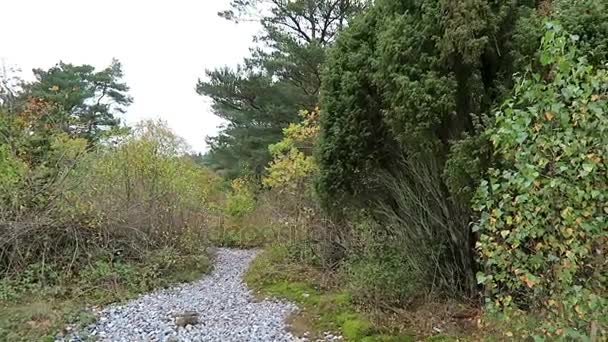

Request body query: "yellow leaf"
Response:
[523, 275, 537, 288]
[544, 112, 554, 121]
[561, 227, 574, 238]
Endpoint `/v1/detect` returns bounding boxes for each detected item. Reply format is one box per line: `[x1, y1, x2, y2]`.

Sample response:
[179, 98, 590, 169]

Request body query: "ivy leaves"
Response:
[475, 24, 608, 339]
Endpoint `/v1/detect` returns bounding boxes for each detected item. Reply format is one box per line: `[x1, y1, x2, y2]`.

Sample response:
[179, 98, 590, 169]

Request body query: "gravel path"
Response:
[67, 248, 300, 342]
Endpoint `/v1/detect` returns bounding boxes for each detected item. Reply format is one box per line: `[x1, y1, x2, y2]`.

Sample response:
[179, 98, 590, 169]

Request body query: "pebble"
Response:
[59, 248, 307, 341]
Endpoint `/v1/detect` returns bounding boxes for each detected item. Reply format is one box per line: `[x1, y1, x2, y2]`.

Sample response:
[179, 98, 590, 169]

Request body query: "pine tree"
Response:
[198, 0, 367, 178]
[26, 59, 132, 143]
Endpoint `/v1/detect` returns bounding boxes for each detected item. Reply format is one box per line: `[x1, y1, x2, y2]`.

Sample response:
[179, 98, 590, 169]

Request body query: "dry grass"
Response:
[367, 301, 481, 340]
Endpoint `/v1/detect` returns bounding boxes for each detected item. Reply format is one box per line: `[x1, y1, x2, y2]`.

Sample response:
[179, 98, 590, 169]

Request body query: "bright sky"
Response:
[2, 0, 259, 152]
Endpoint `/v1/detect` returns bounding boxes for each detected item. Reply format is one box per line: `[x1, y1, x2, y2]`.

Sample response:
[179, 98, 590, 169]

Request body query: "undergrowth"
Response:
[0, 120, 217, 339]
[245, 245, 468, 341]
[0, 249, 210, 341]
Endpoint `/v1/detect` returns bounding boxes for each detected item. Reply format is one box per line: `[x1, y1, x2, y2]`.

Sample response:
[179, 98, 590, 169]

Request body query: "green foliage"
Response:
[474, 24, 607, 339]
[314, 0, 608, 317]
[198, 67, 307, 178]
[0, 300, 85, 341]
[209, 107, 332, 253]
[26, 60, 132, 143]
[209, 177, 286, 248]
[199, 1, 366, 178]
[317, 0, 539, 204]
[343, 220, 425, 308]
[0, 144, 26, 192]
[224, 177, 257, 218]
[0, 129, 90, 274]
[245, 245, 376, 340]
[208, 224, 272, 248]
[1, 62, 218, 340]
[1, 119, 219, 275]
[442, 124, 493, 205]
[246, 245, 461, 341]
[344, 252, 421, 309]
[0, 249, 210, 341]
[264, 109, 319, 192]
[66, 120, 218, 257]
[341, 314, 374, 341]
[317, 0, 608, 206]
[554, 0, 608, 67]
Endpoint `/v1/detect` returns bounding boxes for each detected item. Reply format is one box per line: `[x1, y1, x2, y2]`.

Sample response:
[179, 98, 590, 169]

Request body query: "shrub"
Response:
[379, 157, 476, 296]
[224, 177, 256, 218]
[0, 120, 218, 274]
[474, 24, 607, 339]
[216, 108, 340, 262]
[264, 109, 319, 194]
[0, 145, 26, 192]
[554, 0, 608, 66]
[0, 132, 89, 273]
[67, 120, 216, 257]
[317, 0, 542, 206]
[343, 244, 424, 308]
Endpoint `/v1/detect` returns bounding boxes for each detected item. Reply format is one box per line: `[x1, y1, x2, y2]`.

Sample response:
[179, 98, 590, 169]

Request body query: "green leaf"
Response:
[582, 163, 594, 173]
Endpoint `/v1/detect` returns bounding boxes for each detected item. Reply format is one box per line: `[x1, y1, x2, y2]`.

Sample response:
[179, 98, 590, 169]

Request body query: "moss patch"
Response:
[245, 246, 425, 341]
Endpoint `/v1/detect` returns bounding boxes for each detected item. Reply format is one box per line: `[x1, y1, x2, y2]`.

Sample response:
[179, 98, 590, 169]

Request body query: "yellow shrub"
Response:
[264, 109, 319, 192]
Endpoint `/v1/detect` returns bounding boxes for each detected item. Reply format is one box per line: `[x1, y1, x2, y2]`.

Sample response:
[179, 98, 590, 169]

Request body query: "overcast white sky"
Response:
[2, 0, 259, 152]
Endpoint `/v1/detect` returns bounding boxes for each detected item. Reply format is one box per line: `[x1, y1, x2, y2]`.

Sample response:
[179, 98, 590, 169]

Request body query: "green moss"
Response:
[335, 312, 358, 325]
[361, 335, 416, 342]
[265, 281, 321, 305]
[342, 316, 374, 340]
[246, 246, 430, 341]
[245, 246, 476, 341]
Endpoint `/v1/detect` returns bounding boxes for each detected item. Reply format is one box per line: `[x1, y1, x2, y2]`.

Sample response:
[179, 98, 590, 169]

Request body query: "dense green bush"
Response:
[379, 158, 476, 294]
[315, 0, 608, 310]
[315, 0, 544, 300]
[224, 178, 256, 219]
[0, 145, 25, 193]
[317, 0, 541, 205]
[474, 25, 607, 339]
[555, 0, 608, 67]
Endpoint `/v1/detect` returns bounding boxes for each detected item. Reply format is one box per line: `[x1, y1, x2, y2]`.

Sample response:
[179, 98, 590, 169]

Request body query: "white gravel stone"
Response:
[61, 248, 304, 342]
